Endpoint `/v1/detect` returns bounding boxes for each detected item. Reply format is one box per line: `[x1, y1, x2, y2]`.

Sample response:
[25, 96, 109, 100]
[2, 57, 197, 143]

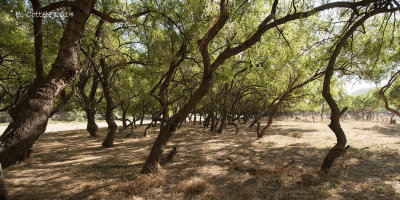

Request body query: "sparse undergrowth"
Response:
[3, 119, 400, 200]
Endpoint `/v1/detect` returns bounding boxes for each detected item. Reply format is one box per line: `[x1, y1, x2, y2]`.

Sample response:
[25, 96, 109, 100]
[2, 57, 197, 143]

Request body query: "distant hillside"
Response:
[350, 87, 374, 96]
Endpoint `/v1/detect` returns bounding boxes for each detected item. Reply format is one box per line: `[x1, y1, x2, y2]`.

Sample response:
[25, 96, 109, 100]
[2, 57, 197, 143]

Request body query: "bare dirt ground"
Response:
[0, 120, 151, 134]
[3, 118, 400, 200]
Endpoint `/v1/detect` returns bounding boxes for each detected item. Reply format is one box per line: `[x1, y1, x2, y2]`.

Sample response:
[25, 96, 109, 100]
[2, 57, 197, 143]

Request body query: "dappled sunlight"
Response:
[2, 119, 400, 199]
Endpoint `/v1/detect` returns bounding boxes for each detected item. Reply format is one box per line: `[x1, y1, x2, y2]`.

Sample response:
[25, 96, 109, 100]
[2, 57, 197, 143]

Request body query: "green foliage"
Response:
[1, 0, 398, 120]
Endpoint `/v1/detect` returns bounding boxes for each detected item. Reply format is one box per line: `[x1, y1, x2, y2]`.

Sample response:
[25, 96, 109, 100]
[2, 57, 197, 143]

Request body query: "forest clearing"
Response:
[1, 0, 400, 199]
[3, 119, 400, 200]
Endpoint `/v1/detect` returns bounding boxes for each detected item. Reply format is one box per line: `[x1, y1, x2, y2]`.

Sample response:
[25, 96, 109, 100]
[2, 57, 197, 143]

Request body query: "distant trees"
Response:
[350, 91, 381, 120]
[0, 0, 399, 176]
[141, 0, 400, 174]
[379, 70, 400, 118]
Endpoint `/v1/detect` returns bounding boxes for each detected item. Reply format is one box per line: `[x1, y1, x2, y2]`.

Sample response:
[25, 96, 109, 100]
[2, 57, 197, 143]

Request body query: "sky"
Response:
[343, 79, 377, 95]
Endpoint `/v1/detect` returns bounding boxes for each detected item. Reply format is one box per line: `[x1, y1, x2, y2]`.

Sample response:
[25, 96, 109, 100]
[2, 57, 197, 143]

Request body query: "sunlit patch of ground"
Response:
[0, 119, 152, 134]
[3, 118, 400, 199]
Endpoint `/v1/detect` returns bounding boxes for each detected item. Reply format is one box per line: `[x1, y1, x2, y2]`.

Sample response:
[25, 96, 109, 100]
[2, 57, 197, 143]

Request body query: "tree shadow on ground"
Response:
[3, 121, 400, 199]
[353, 123, 400, 137]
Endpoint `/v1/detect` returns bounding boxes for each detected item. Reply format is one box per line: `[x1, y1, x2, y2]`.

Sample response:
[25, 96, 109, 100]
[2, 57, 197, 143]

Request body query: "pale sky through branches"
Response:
[343, 79, 376, 95]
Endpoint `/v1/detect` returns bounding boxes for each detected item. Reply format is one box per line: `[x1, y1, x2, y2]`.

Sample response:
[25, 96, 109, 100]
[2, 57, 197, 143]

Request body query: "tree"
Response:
[0, 0, 97, 168]
[0, 0, 155, 166]
[379, 69, 400, 118]
[141, 0, 380, 174]
[320, 3, 399, 173]
[76, 20, 104, 138]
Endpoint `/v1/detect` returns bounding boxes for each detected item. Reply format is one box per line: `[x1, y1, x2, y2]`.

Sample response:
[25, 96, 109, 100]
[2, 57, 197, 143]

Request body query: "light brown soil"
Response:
[0, 119, 151, 134]
[3, 118, 400, 200]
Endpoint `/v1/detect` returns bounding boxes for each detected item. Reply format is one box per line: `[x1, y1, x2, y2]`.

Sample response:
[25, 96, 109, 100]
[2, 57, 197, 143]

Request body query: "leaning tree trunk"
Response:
[141, 72, 214, 174]
[100, 57, 118, 148]
[0, 0, 96, 168]
[258, 104, 280, 138]
[141, 0, 337, 173]
[320, 14, 374, 173]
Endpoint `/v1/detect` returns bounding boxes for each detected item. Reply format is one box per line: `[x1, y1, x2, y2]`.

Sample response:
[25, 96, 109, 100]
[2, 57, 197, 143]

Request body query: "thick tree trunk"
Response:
[0, 0, 96, 168]
[49, 87, 76, 118]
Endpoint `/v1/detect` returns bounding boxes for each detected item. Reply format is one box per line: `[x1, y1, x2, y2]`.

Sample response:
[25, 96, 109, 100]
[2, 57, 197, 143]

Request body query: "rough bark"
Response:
[31, 0, 45, 80]
[0, 0, 97, 168]
[49, 87, 76, 118]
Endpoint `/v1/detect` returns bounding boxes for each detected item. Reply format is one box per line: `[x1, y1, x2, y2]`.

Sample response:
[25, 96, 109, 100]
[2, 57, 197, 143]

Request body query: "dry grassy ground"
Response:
[3, 118, 400, 200]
